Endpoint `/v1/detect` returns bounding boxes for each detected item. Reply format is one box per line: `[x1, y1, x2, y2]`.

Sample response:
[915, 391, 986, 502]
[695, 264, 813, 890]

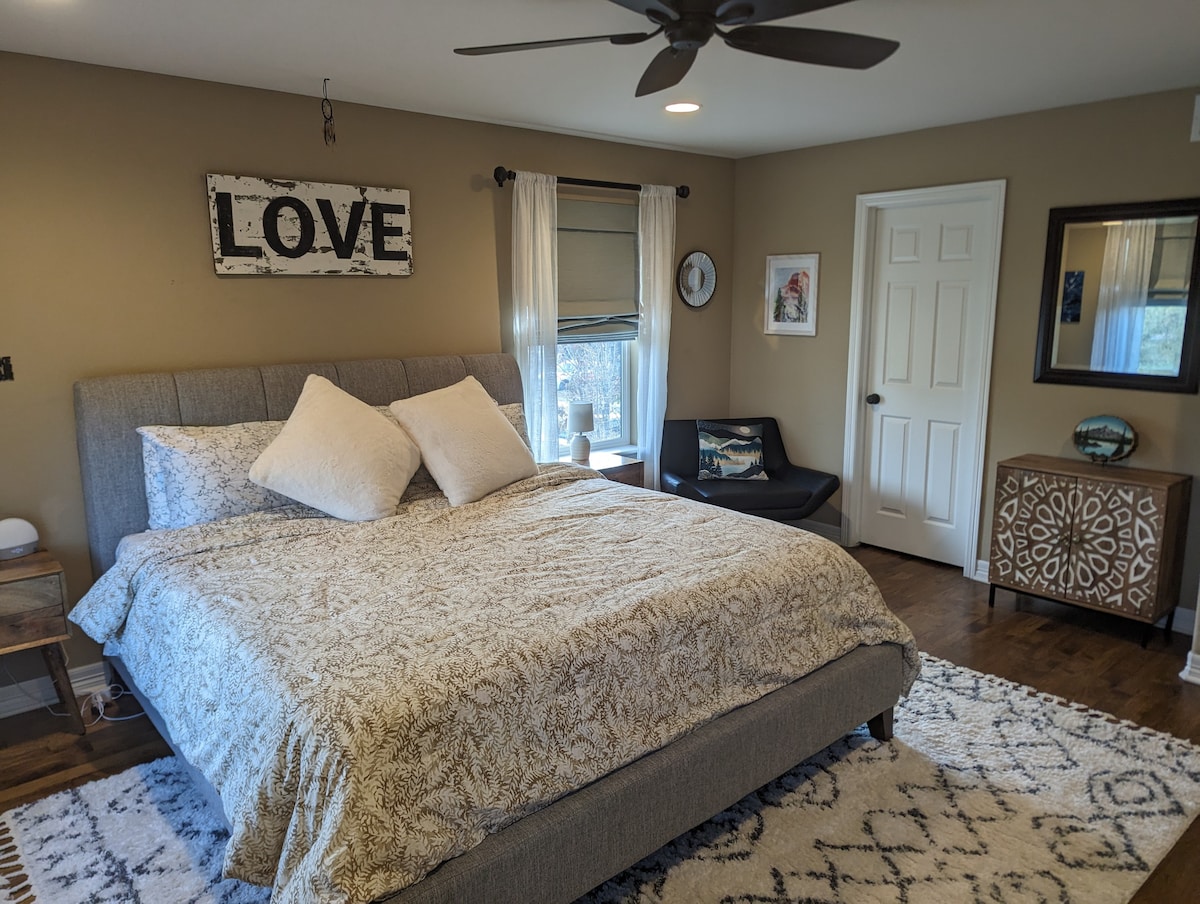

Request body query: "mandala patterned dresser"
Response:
[988, 454, 1191, 642]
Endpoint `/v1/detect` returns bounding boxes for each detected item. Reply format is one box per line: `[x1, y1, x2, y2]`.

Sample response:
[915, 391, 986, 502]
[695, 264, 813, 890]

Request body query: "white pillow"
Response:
[138, 421, 292, 530]
[388, 376, 538, 506]
[250, 374, 421, 521]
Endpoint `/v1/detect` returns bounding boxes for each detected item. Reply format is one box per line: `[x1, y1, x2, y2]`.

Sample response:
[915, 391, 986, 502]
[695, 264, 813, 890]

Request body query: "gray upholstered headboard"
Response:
[73, 353, 524, 577]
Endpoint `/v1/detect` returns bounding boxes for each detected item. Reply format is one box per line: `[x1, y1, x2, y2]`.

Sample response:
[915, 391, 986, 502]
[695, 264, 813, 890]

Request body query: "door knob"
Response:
[865, 393, 881, 405]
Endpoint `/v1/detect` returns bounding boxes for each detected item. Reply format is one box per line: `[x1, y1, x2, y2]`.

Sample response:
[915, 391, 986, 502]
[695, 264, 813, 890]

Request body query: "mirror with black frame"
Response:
[1034, 197, 1200, 393]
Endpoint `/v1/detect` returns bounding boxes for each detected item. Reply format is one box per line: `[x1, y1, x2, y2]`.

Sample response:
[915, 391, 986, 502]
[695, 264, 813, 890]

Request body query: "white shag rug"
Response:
[3, 656, 1199, 904]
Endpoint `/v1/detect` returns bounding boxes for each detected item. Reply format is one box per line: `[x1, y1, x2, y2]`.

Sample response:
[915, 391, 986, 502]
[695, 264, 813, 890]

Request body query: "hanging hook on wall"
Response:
[322, 78, 337, 146]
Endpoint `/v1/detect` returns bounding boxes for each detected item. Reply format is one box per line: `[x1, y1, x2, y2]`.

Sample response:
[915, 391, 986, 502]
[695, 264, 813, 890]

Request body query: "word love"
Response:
[206, 174, 413, 276]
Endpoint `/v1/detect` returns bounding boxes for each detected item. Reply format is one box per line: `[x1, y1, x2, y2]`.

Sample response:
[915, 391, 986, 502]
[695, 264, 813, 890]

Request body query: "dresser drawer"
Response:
[0, 605, 69, 650]
[0, 573, 64, 617]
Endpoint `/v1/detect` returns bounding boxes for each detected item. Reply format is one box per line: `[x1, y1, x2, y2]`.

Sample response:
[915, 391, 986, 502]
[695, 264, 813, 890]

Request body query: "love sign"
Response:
[206, 174, 412, 276]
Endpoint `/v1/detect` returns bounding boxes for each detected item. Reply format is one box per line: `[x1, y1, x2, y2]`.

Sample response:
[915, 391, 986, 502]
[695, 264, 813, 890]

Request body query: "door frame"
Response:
[841, 180, 1006, 579]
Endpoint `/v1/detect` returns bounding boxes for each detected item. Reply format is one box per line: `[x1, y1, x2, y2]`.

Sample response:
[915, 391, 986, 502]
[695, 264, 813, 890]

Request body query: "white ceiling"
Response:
[4, 0, 1199, 158]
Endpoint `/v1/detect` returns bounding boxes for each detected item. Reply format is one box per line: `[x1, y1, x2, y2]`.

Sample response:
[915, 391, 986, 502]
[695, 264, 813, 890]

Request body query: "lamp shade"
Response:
[568, 402, 594, 434]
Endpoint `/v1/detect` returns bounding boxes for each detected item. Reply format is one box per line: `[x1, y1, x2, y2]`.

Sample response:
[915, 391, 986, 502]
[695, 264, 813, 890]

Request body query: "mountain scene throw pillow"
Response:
[697, 421, 769, 480]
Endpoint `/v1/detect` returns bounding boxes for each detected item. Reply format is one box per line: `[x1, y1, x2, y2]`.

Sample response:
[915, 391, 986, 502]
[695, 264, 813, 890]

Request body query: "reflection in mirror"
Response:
[1035, 198, 1200, 393]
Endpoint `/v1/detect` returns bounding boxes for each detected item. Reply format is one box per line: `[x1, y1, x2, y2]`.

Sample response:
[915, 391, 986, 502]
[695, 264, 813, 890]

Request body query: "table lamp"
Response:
[568, 402, 594, 461]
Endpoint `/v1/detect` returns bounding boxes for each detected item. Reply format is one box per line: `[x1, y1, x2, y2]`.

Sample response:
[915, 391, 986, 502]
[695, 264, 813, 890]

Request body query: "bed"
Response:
[70, 352, 918, 904]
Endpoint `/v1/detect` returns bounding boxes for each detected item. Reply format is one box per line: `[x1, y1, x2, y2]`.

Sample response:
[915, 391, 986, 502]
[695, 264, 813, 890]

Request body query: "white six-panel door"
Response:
[844, 182, 1005, 571]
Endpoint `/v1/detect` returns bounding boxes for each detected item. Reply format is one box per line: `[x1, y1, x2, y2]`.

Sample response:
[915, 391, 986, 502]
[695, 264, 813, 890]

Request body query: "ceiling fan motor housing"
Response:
[665, 15, 717, 50]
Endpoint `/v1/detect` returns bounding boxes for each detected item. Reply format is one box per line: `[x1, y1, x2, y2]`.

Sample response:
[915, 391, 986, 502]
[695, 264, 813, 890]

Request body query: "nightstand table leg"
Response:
[41, 642, 86, 734]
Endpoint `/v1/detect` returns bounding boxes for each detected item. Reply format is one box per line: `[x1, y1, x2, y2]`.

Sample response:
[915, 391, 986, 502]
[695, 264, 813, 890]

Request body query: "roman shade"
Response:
[557, 198, 639, 343]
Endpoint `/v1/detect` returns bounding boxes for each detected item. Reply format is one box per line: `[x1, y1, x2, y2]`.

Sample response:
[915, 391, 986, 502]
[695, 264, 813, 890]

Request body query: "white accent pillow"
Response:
[138, 421, 292, 530]
[377, 402, 529, 448]
[250, 374, 421, 521]
[388, 376, 538, 506]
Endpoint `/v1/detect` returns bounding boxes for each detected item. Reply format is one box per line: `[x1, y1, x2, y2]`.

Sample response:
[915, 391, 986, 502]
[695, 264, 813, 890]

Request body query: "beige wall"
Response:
[1055, 224, 1106, 368]
[1, 52, 734, 675]
[731, 88, 1200, 612]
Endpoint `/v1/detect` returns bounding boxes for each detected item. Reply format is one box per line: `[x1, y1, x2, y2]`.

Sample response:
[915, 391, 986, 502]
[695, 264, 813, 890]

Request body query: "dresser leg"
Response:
[1165, 608, 1176, 643]
[988, 584, 996, 608]
[42, 643, 86, 734]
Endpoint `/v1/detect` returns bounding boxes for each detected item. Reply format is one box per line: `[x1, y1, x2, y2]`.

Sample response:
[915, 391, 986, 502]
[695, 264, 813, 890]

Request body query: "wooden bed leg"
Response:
[867, 707, 894, 742]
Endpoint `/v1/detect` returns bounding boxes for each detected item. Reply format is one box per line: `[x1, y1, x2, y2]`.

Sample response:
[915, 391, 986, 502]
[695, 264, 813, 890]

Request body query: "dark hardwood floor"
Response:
[1, 545, 1197, 901]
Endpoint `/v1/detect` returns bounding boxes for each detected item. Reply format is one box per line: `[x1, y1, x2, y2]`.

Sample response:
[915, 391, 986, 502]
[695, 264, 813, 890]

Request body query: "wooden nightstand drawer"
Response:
[0, 573, 65, 617]
[602, 461, 644, 486]
[0, 605, 69, 651]
[560, 451, 645, 488]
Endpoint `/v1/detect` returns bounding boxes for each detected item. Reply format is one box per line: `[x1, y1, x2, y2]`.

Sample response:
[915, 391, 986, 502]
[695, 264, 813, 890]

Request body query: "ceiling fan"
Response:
[453, 0, 899, 97]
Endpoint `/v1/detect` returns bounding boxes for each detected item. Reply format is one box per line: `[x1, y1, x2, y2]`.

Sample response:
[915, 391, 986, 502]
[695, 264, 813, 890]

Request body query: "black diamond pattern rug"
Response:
[3, 655, 1198, 904]
[581, 656, 1200, 903]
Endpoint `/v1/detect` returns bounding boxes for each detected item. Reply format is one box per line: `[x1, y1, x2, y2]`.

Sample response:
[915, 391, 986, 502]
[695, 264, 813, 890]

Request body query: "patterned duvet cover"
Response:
[71, 465, 918, 904]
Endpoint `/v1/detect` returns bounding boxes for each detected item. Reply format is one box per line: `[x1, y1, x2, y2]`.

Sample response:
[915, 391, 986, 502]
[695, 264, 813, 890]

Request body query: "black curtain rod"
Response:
[493, 166, 690, 199]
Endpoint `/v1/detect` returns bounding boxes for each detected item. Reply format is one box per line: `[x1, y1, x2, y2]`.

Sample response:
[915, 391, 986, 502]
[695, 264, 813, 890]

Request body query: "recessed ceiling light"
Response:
[665, 102, 700, 114]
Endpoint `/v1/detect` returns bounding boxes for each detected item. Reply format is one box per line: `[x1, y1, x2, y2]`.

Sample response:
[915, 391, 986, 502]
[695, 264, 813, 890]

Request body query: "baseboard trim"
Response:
[1169, 606, 1196, 638]
[0, 659, 110, 720]
[1181, 652, 1200, 686]
[796, 520, 842, 544]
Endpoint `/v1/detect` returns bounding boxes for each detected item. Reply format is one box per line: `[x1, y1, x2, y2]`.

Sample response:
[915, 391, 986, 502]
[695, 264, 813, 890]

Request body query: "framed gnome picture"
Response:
[764, 253, 819, 336]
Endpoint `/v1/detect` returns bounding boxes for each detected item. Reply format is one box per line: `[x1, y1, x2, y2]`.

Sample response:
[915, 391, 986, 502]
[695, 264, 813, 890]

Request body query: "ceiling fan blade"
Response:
[723, 25, 899, 68]
[716, 0, 855, 26]
[455, 31, 655, 56]
[635, 46, 698, 96]
[607, 0, 681, 21]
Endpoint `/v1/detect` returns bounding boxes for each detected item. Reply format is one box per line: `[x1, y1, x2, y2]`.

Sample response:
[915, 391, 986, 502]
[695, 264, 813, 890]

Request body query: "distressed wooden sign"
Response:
[207, 174, 412, 276]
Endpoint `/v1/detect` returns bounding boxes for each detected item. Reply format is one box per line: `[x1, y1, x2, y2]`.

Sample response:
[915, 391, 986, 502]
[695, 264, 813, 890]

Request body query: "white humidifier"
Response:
[0, 518, 39, 560]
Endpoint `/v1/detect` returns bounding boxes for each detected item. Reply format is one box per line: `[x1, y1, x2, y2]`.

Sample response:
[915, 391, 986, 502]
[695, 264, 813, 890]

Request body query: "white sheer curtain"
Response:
[636, 185, 676, 489]
[511, 171, 560, 462]
[1090, 219, 1156, 373]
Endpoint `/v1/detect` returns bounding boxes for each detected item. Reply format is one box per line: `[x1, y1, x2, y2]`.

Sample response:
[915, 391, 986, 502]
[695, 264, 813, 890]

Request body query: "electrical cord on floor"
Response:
[1, 657, 75, 720]
[2, 655, 147, 726]
[80, 683, 147, 726]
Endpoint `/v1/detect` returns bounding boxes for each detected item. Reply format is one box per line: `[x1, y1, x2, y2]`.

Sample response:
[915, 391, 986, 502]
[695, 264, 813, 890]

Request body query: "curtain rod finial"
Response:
[677, 185, 690, 199]
[494, 166, 515, 188]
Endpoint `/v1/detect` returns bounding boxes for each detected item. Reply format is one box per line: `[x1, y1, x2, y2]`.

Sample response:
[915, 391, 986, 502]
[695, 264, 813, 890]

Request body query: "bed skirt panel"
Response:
[382, 641, 904, 903]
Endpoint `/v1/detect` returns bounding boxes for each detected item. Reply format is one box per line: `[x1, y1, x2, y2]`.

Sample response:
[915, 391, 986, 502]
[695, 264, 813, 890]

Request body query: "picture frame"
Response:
[1060, 270, 1083, 323]
[764, 253, 819, 336]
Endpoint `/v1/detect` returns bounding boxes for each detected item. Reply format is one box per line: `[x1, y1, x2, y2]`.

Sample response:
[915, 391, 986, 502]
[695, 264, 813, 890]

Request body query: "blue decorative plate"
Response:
[1073, 415, 1137, 463]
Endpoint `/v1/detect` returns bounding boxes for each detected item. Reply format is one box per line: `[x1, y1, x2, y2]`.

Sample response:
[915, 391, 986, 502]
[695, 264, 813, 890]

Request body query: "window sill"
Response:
[594, 444, 639, 458]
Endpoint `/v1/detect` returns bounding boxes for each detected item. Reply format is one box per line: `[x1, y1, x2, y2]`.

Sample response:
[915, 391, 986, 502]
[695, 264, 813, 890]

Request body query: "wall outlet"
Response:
[1192, 94, 1200, 143]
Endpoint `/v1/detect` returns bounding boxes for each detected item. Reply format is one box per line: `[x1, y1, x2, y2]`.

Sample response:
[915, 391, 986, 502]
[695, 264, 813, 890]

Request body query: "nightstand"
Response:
[0, 551, 86, 734]
[561, 451, 645, 487]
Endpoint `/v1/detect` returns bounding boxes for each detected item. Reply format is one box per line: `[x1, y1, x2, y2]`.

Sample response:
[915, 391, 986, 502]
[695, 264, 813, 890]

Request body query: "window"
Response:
[1137, 219, 1195, 376]
[556, 197, 638, 454]
[556, 342, 630, 449]
[1138, 300, 1188, 376]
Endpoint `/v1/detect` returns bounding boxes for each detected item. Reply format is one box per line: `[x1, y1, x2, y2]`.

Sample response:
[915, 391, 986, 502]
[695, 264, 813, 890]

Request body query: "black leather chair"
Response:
[660, 417, 840, 522]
